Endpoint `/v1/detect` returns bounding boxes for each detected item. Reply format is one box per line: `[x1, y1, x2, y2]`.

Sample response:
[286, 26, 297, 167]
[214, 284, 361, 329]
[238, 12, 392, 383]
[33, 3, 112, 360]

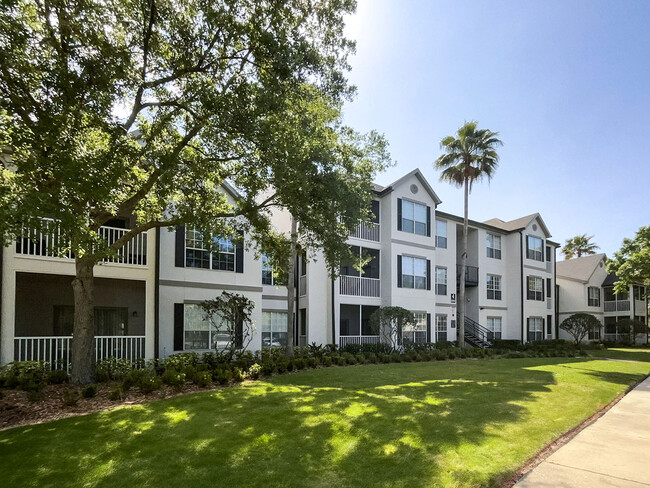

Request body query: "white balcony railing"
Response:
[339, 275, 380, 297]
[349, 221, 380, 242]
[604, 300, 630, 312]
[16, 218, 147, 266]
[339, 335, 381, 347]
[299, 275, 307, 297]
[13, 335, 146, 370]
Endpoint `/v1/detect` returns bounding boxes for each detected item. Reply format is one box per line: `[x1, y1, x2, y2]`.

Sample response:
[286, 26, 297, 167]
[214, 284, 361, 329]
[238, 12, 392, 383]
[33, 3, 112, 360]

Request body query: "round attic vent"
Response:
[410, 184, 419, 194]
[600, 261, 604, 268]
[532, 224, 538, 231]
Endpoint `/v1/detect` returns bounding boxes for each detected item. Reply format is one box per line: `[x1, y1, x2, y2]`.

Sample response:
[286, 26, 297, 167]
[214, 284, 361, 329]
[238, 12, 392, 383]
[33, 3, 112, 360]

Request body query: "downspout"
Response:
[154, 227, 160, 359]
[554, 251, 559, 338]
[296, 254, 300, 348]
[519, 232, 524, 343]
[0, 246, 3, 363]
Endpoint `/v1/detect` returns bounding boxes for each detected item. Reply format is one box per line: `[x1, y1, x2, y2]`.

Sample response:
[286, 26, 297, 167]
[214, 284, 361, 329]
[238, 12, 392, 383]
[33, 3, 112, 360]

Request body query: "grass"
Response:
[1, 351, 650, 488]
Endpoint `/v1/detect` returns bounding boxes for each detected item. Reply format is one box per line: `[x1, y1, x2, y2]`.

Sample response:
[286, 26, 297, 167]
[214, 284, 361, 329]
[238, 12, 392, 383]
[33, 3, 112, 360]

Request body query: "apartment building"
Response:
[556, 254, 648, 343]
[0, 169, 560, 368]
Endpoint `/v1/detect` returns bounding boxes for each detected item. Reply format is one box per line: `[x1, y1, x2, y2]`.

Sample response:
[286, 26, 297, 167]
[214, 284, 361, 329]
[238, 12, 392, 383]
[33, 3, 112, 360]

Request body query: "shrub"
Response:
[307, 342, 325, 358]
[491, 340, 521, 350]
[195, 371, 212, 388]
[2, 361, 49, 391]
[336, 356, 346, 366]
[321, 356, 333, 367]
[162, 369, 186, 391]
[341, 353, 356, 365]
[231, 367, 246, 382]
[248, 363, 262, 380]
[109, 386, 124, 401]
[307, 357, 319, 369]
[365, 352, 378, 364]
[164, 352, 200, 371]
[379, 353, 391, 363]
[389, 352, 402, 363]
[261, 360, 277, 376]
[95, 358, 133, 382]
[139, 374, 163, 394]
[62, 389, 79, 406]
[81, 385, 97, 398]
[182, 365, 198, 383]
[213, 368, 233, 385]
[355, 353, 367, 364]
[292, 358, 305, 370]
[47, 369, 69, 384]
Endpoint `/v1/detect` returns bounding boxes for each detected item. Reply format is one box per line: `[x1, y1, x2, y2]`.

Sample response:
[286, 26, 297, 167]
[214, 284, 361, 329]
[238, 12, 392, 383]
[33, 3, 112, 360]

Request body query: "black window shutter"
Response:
[397, 255, 403, 288]
[175, 226, 186, 267]
[235, 319, 243, 349]
[426, 313, 431, 342]
[397, 198, 403, 231]
[235, 230, 244, 273]
[174, 303, 184, 351]
[426, 259, 431, 290]
[426, 206, 431, 237]
[547, 315, 552, 335]
[546, 278, 551, 298]
[541, 279, 545, 301]
[526, 318, 530, 341]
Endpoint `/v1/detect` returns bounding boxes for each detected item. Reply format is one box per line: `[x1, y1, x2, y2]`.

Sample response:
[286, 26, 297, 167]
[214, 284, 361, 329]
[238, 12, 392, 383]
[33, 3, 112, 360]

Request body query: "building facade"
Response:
[0, 169, 562, 367]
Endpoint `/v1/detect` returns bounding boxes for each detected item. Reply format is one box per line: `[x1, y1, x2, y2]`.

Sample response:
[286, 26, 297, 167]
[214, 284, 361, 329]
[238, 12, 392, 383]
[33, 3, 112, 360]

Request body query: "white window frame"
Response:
[435, 266, 447, 295]
[184, 303, 230, 351]
[436, 314, 448, 342]
[527, 276, 544, 301]
[487, 317, 502, 340]
[185, 228, 236, 271]
[401, 200, 428, 236]
[487, 274, 502, 300]
[486, 233, 501, 259]
[588, 286, 600, 307]
[435, 220, 447, 248]
[262, 311, 288, 348]
[402, 256, 427, 290]
[526, 235, 544, 262]
[403, 312, 427, 344]
[528, 317, 544, 342]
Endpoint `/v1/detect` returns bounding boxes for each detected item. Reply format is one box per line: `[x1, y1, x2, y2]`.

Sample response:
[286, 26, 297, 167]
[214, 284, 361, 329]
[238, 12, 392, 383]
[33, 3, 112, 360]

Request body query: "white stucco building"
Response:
[0, 168, 564, 367]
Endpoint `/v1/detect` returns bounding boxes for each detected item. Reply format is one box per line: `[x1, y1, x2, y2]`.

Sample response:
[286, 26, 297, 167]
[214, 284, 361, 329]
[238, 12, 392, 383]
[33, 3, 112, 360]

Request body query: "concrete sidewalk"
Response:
[516, 375, 650, 487]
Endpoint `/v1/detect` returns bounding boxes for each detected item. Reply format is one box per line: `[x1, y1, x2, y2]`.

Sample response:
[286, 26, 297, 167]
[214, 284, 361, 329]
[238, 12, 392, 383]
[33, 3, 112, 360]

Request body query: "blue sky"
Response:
[342, 0, 649, 256]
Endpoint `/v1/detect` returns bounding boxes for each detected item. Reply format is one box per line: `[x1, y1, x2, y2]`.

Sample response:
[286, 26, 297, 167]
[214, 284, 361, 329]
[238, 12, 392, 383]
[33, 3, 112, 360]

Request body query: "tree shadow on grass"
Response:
[0, 357, 637, 488]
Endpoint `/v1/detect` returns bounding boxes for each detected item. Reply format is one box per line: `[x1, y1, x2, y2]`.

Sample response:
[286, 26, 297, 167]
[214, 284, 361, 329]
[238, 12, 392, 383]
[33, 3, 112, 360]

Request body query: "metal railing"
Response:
[464, 317, 492, 348]
[457, 265, 479, 287]
[15, 218, 147, 266]
[349, 221, 380, 242]
[13, 335, 146, 370]
[604, 300, 630, 312]
[339, 275, 380, 297]
[339, 335, 380, 347]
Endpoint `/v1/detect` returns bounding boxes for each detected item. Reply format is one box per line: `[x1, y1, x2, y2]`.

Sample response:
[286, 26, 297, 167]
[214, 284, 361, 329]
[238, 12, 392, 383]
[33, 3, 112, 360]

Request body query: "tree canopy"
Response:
[559, 313, 600, 345]
[0, 0, 390, 383]
[607, 226, 650, 296]
[561, 234, 599, 260]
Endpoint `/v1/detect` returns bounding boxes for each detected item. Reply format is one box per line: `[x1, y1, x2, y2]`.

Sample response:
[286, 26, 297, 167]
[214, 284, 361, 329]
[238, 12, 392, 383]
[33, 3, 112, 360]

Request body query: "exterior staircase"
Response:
[463, 317, 492, 348]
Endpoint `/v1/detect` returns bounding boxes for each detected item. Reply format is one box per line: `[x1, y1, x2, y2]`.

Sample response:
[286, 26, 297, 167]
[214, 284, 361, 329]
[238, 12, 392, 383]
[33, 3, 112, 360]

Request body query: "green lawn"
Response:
[2, 352, 650, 488]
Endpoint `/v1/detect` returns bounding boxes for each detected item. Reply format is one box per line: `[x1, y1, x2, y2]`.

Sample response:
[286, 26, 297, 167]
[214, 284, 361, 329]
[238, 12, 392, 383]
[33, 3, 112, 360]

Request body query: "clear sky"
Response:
[342, 0, 649, 257]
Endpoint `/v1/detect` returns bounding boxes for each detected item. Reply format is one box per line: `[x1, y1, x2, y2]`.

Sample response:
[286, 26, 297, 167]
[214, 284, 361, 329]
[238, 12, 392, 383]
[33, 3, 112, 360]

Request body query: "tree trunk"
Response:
[71, 256, 96, 384]
[285, 217, 297, 358]
[458, 178, 469, 348]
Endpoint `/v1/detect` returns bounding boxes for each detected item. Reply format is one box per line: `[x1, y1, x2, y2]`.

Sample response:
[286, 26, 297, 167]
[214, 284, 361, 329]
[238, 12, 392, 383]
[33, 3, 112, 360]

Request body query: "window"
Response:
[262, 254, 274, 285]
[486, 233, 501, 259]
[436, 315, 448, 342]
[487, 317, 502, 340]
[526, 235, 544, 261]
[339, 305, 379, 337]
[185, 229, 236, 271]
[53, 306, 128, 336]
[403, 256, 427, 289]
[588, 324, 601, 341]
[435, 267, 447, 295]
[527, 276, 543, 301]
[527, 317, 544, 342]
[487, 274, 502, 300]
[401, 200, 428, 236]
[546, 246, 552, 262]
[184, 304, 230, 350]
[262, 311, 288, 348]
[403, 312, 427, 344]
[435, 220, 447, 248]
[588, 287, 600, 307]
[634, 286, 646, 301]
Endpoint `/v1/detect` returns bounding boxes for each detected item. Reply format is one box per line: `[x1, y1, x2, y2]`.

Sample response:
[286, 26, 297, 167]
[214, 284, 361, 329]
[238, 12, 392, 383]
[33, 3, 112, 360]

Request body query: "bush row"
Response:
[0, 340, 592, 402]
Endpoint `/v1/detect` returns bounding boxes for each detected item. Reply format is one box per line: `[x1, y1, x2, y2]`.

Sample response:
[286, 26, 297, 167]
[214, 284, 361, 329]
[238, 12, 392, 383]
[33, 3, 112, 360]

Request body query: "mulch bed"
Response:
[0, 382, 225, 431]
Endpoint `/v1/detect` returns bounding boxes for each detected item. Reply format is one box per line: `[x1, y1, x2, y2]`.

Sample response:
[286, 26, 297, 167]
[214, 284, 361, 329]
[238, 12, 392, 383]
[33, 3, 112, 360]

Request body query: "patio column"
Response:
[1, 249, 16, 365]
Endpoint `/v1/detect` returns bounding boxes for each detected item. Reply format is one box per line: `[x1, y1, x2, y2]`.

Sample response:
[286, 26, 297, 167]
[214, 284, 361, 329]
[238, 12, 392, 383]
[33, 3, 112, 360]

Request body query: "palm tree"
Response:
[562, 234, 599, 260]
[435, 121, 502, 347]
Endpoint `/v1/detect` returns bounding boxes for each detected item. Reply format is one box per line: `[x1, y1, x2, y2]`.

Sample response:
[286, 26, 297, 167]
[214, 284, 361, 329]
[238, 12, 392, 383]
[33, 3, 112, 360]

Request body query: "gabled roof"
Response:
[374, 168, 443, 206]
[556, 253, 607, 282]
[483, 213, 551, 237]
[602, 273, 618, 287]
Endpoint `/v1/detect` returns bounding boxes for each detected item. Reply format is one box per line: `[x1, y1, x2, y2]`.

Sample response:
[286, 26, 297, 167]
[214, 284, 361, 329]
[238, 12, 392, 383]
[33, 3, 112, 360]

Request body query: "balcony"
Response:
[604, 300, 630, 312]
[15, 218, 147, 266]
[13, 335, 146, 371]
[349, 221, 380, 242]
[339, 335, 380, 347]
[339, 275, 380, 297]
[457, 265, 479, 287]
